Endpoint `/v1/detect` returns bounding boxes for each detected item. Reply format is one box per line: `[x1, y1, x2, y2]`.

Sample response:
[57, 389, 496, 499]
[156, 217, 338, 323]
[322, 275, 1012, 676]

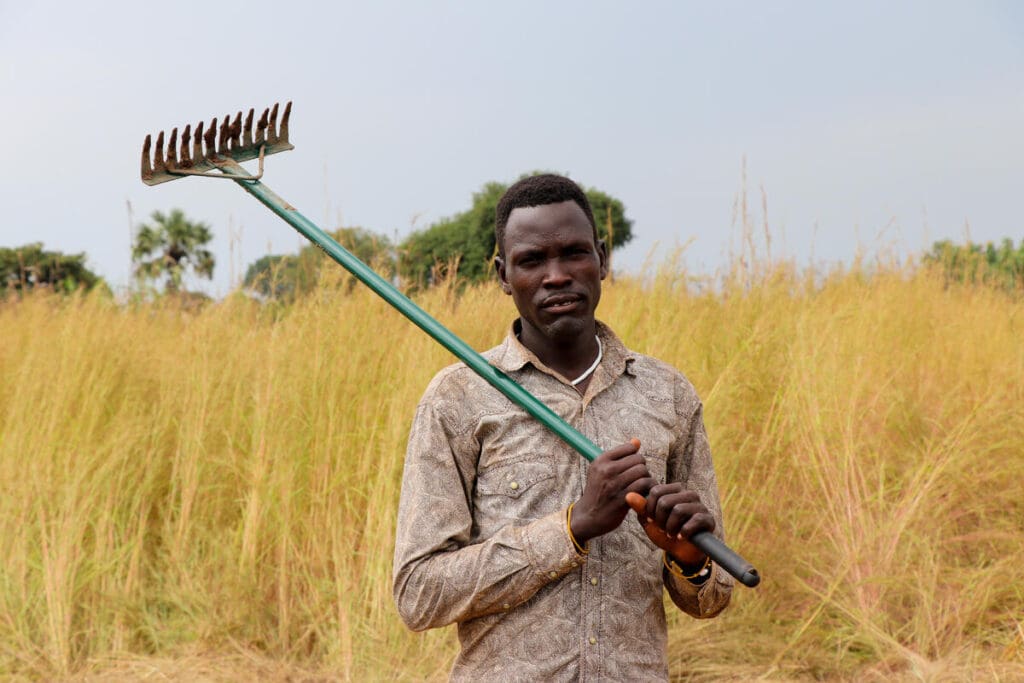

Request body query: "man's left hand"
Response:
[628, 483, 714, 567]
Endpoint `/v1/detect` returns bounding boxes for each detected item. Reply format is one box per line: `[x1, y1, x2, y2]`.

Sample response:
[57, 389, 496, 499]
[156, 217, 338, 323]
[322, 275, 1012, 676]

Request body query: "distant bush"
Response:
[925, 238, 1024, 293]
[243, 226, 394, 301]
[0, 243, 101, 294]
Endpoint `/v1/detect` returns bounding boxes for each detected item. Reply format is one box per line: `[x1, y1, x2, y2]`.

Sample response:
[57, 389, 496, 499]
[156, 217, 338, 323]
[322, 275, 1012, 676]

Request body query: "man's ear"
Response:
[596, 239, 609, 280]
[494, 256, 512, 295]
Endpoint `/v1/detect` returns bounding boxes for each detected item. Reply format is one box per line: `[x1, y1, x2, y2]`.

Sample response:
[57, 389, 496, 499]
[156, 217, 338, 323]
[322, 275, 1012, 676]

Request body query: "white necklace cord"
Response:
[570, 336, 603, 386]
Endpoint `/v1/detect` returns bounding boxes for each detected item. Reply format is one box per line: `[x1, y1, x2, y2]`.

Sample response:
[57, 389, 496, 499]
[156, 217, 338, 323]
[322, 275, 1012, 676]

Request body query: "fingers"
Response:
[598, 439, 641, 464]
[623, 478, 655, 506]
[594, 440, 647, 480]
[681, 511, 715, 538]
[645, 483, 690, 520]
[614, 462, 651, 490]
[653, 490, 698, 529]
[574, 439, 649, 541]
[642, 484, 715, 538]
[665, 504, 709, 537]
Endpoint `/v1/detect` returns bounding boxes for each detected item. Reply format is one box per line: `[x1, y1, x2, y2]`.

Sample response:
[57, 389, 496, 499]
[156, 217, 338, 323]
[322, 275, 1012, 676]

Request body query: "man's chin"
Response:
[541, 314, 592, 342]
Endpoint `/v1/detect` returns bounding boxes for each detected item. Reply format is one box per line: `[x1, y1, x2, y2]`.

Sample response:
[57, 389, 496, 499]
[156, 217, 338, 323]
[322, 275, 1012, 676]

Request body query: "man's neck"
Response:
[517, 320, 600, 383]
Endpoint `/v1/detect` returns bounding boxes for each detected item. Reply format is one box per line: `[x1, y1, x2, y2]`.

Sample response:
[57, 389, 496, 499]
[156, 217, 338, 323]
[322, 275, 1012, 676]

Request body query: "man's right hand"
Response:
[570, 438, 654, 545]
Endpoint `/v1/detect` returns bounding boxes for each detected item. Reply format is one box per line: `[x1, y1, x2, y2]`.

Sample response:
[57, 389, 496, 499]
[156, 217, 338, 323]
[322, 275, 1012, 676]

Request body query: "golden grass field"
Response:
[1, 260, 1022, 681]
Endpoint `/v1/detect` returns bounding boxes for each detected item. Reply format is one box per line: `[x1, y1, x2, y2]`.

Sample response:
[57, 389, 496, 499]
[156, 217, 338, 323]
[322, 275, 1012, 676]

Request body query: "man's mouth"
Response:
[540, 294, 584, 315]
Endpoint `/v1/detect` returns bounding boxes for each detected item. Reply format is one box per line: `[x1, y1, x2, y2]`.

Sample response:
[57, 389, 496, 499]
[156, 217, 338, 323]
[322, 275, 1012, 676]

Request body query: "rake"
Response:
[140, 102, 760, 588]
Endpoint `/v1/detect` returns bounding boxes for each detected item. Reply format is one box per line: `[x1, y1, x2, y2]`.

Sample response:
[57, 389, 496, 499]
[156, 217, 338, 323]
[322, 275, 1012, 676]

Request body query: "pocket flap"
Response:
[476, 459, 554, 498]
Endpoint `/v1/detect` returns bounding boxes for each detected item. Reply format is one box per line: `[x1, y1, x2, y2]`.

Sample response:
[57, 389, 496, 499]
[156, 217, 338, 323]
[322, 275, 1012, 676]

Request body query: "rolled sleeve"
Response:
[664, 561, 733, 618]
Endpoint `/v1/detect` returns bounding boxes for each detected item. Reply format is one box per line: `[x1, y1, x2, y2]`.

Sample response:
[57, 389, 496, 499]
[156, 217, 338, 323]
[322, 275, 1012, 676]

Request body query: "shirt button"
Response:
[590, 577, 598, 586]
[589, 636, 597, 645]
[502, 603, 510, 610]
[509, 481, 519, 490]
[548, 571, 558, 579]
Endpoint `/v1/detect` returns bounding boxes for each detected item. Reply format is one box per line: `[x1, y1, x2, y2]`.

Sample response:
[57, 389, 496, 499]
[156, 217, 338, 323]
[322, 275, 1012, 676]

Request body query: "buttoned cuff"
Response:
[666, 560, 722, 613]
[522, 508, 586, 582]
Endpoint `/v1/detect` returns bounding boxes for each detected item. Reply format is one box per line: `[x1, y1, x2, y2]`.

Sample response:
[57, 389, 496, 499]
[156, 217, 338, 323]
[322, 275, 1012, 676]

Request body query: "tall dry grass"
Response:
[0, 260, 1021, 681]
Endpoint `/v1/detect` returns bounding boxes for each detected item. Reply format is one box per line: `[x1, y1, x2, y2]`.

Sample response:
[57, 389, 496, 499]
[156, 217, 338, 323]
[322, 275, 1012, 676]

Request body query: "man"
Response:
[393, 174, 733, 680]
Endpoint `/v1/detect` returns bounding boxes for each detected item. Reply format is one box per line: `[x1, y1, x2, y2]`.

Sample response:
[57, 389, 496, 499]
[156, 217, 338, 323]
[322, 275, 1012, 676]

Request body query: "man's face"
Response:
[497, 200, 608, 345]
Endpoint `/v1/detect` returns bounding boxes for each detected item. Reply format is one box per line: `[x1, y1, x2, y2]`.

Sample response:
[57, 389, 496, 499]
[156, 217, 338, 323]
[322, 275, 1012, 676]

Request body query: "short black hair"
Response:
[495, 174, 596, 257]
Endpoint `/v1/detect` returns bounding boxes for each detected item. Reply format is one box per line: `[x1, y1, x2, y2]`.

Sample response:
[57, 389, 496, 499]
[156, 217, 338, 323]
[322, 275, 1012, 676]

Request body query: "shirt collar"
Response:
[491, 319, 636, 382]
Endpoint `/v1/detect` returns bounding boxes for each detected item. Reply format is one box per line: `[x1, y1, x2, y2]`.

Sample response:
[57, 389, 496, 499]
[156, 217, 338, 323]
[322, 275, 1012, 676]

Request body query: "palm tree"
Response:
[132, 209, 215, 293]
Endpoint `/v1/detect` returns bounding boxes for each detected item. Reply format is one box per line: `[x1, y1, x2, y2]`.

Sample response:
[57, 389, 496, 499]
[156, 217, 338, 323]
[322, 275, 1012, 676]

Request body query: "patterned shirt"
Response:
[393, 321, 733, 681]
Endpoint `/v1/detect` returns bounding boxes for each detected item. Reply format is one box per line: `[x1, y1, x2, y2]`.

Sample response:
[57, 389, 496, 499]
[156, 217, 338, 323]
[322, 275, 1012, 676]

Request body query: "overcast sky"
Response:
[1, 1, 1021, 295]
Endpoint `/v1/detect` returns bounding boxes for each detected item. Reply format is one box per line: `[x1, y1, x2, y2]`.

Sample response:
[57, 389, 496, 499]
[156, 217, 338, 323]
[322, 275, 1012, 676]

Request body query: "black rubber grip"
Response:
[691, 531, 761, 587]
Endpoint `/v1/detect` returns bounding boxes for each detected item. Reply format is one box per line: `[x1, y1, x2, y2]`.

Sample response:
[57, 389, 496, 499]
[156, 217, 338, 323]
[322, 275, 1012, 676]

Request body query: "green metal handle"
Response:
[225, 162, 759, 588]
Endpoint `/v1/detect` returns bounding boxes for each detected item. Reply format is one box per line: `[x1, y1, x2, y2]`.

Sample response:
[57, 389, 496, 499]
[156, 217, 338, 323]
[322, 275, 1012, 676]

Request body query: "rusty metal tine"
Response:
[218, 114, 230, 156]
[141, 134, 153, 179]
[242, 109, 254, 148]
[229, 112, 240, 150]
[229, 111, 242, 152]
[154, 131, 166, 172]
[193, 121, 204, 164]
[280, 101, 292, 144]
[204, 118, 217, 159]
[181, 125, 192, 167]
[267, 103, 279, 145]
[167, 128, 179, 168]
[255, 108, 269, 146]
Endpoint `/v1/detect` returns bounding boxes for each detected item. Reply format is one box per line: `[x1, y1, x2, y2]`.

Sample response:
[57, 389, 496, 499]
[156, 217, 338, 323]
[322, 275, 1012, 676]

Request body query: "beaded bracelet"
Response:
[664, 553, 711, 581]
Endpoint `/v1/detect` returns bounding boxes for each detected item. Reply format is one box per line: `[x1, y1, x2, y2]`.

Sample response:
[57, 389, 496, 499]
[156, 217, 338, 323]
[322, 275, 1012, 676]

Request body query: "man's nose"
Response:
[541, 259, 572, 287]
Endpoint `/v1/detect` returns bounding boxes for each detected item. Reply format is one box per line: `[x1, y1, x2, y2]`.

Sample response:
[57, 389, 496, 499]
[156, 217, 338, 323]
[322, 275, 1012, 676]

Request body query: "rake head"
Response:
[141, 101, 293, 185]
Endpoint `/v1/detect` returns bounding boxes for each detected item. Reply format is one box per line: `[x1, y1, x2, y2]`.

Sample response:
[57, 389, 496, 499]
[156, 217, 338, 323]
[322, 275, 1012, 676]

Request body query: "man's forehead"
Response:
[504, 201, 593, 245]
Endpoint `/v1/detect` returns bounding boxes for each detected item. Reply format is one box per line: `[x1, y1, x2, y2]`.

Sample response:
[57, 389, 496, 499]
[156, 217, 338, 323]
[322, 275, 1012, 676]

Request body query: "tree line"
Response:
[3, 174, 1021, 298]
[923, 238, 1024, 293]
[2, 175, 632, 300]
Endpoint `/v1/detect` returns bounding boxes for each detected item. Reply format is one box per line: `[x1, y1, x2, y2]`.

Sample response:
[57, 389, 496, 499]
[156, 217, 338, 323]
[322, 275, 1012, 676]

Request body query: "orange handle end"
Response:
[625, 492, 705, 565]
[625, 491, 646, 514]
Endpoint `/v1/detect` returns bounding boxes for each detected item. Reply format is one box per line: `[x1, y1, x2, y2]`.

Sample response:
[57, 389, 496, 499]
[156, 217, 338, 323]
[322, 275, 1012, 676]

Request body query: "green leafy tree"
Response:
[244, 226, 394, 301]
[925, 238, 1024, 292]
[0, 243, 101, 294]
[398, 175, 634, 287]
[399, 182, 506, 286]
[132, 209, 215, 293]
[243, 254, 308, 301]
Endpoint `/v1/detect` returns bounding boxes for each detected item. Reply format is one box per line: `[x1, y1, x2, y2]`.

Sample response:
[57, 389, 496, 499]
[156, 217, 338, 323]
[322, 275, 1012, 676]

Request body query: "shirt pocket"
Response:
[476, 458, 555, 498]
[473, 458, 557, 534]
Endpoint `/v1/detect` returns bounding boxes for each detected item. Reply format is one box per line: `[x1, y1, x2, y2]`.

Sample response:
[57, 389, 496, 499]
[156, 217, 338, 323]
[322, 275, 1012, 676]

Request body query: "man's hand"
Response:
[626, 484, 714, 567]
[570, 438, 655, 545]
